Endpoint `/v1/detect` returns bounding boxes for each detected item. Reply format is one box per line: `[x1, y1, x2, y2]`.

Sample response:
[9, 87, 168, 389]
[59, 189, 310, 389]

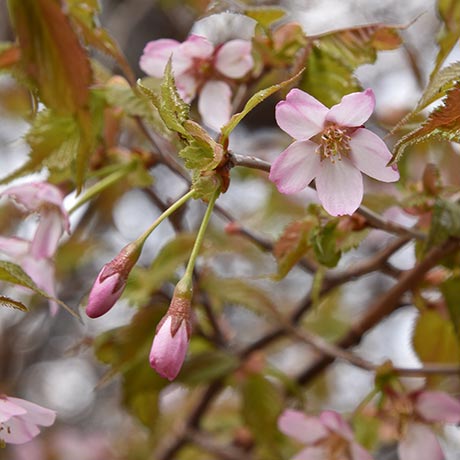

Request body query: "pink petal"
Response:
[348, 128, 399, 182]
[276, 89, 328, 140]
[398, 423, 444, 460]
[174, 34, 214, 74]
[350, 442, 374, 460]
[1, 182, 69, 233]
[0, 236, 29, 257]
[416, 391, 460, 424]
[215, 39, 253, 78]
[149, 316, 190, 381]
[86, 272, 125, 319]
[315, 158, 363, 216]
[21, 257, 59, 315]
[326, 88, 375, 127]
[30, 210, 64, 259]
[175, 73, 199, 103]
[277, 410, 328, 444]
[0, 398, 27, 423]
[198, 80, 232, 131]
[319, 410, 353, 440]
[7, 398, 56, 427]
[269, 140, 321, 194]
[293, 446, 326, 460]
[139, 39, 180, 77]
[1, 417, 40, 444]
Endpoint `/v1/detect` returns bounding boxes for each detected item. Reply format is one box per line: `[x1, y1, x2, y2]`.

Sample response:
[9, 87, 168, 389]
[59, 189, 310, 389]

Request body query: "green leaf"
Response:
[311, 221, 341, 268]
[93, 306, 168, 427]
[201, 273, 279, 316]
[244, 6, 286, 28]
[441, 276, 460, 338]
[301, 47, 361, 107]
[426, 199, 460, 249]
[0, 106, 97, 185]
[0, 260, 75, 316]
[301, 24, 402, 106]
[177, 350, 239, 386]
[432, 0, 460, 77]
[0, 295, 28, 312]
[412, 310, 460, 365]
[392, 85, 460, 163]
[220, 69, 304, 141]
[241, 375, 283, 452]
[102, 83, 154, 119]
[273, 219, 316, 279]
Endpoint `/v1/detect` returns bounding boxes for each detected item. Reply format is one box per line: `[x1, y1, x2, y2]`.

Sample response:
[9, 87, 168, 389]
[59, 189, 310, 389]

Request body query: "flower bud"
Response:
[149, 287, 192, 381]
[86, 241, 141, 318]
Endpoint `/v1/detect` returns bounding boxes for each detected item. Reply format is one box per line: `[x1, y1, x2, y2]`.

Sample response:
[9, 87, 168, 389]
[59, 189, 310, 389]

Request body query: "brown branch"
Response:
[296, 238, 460, 385]
[229, 152, 425, 241]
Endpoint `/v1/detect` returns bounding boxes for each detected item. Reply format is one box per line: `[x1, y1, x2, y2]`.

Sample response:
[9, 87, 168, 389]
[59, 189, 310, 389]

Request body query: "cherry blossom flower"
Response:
[269, 88, 399, 216]
[393, 390, 460, 460]
[140, 34, 253, 130]
[278, 409, 373, 460]
[149, 290, 192, 381]
[86, 241, 142, 318]
[0, 395, 56, 445]
[0, 182, 70, 315]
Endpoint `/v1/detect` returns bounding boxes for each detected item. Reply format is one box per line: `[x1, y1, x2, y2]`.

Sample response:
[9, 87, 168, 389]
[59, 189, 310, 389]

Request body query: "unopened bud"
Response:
[86, 241, 141, 318]
[149, 286, 192, 381]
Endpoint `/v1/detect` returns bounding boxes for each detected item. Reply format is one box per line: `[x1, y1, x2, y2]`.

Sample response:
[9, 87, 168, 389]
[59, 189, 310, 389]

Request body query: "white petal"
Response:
[276, 89, 328, 140]
[348, 128, 399, 182]
[8, 398, 56, 427]
[269, 141, 321, 194]
[326, 88, 375, 127]
[0, 236, 29, 257]
[215, 39, 253, 78]
[175, 73, 198, 103]
[277, 410, 328, 444]
[139, 39, 180, 77]
[416, 391, 460, 424]
[315, 158, 363, 216]
[398, 423, 444, 460]
[0, 398, 27, 423]
[198, 80, 232, 131]
[319, 410, 353, 440]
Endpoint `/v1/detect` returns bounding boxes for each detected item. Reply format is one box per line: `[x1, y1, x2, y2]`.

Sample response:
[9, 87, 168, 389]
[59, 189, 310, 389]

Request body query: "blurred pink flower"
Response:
[397, 390, 460, 460]
[278, 409, 372, 460]
[269, 89, 399, 216]
[0, 395, 55, 445]
[0, 182, 70, 314]
[140, 34, 253, 130]
[149, 291, 192, 381]
[86, 241, 141, 318]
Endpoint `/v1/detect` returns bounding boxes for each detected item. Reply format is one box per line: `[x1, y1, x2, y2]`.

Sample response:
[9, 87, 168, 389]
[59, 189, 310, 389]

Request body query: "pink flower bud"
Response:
[149, 291, 192, 381]
[86, 242, 141, 318]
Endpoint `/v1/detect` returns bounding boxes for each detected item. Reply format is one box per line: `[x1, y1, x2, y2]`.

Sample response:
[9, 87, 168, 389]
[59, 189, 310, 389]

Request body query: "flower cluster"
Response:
[0, 395, 55, 445]
[269, 88, 399, 216]
[0, 182, 70, 315]
[140, 34, 254, 130]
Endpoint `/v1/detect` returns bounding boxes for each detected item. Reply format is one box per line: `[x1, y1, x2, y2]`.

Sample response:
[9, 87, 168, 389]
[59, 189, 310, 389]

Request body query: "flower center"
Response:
[316, 125, 351, 162]
[0, 423, 11, 448]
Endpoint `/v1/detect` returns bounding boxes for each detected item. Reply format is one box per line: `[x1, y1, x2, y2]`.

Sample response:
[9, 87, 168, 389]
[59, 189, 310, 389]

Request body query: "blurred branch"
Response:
[296, 238, 460, 385]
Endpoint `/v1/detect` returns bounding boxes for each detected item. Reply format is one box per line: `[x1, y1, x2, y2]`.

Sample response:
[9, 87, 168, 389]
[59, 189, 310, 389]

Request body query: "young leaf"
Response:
[426, 199, 460, 250]
[392, 85, 460, 163]
[412, 309, 460, 365]
[8, 0, 92, 114]
[273, 219, 316, 279]
[220, 69, 304, 142]
[0, 42, 20, 70]
[301, 24, 402, 106]
[0, 295, 28, 312]
[441, 276, 460, 338]
[244, 6, 286, 28]
[311, 221, 341, 268]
